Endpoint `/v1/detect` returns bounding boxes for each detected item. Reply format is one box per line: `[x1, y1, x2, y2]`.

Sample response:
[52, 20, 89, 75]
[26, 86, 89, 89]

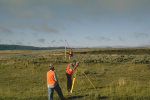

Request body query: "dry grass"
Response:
[0, 49, 150, 100]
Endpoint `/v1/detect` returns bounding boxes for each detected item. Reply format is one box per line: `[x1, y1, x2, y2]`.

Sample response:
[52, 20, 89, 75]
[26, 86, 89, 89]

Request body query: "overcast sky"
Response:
[0, 0, 150, 47]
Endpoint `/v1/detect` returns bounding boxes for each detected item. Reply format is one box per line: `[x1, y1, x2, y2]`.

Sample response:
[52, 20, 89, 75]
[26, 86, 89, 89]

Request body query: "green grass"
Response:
[0, 49, 150, 100]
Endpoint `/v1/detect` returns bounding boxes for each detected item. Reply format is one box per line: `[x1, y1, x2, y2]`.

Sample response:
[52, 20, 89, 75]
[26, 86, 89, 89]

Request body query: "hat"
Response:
[49, 64, 55, 70]
[72, 60, 76, 63]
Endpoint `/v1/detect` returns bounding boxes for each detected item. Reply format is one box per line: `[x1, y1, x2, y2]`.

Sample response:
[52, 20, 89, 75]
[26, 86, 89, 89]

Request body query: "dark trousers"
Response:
[48, 84, 65, 100]
[66, 73, 72, 92]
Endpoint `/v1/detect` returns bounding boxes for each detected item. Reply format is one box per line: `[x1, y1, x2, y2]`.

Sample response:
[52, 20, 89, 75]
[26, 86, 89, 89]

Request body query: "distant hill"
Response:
[0, 44, 64, 50]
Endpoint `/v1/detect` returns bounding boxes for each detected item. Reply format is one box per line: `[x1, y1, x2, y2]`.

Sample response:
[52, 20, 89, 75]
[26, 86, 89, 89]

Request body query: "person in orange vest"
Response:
[47, 65, 65, 100]
[66, 60, 79, 92]
[69, 49, 73, 60]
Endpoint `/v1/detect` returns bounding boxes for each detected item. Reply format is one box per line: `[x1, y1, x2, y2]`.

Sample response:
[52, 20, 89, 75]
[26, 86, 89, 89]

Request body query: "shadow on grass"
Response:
[0, 96, 48, 100]
[67, 95, 108, 100]
[67, 95, 87, 100]
[81, 86, 104, 91]
[96, 86, 105, 89]
[99, 96, 108, 99]
[0, 95, 108, 100]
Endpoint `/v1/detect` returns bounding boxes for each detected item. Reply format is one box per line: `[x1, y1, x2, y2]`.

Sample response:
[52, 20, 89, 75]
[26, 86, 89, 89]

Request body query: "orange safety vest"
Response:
[47, 70, 56, 85]
[69, 50, 73, 55]
[66, 63, 73, 75]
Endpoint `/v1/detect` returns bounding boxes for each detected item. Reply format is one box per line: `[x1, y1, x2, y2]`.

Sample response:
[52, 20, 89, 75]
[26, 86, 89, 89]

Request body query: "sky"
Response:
[0, 0, 150, 48]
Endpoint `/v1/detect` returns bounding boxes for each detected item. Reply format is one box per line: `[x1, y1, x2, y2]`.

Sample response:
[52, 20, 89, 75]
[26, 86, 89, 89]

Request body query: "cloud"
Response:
[85, 36, 94, 40]
[12, 9, 35, 18]
[1, 0, 148, 20]
[51, 40, 56, 43]
[0, 26, 13, 34]
[48, 40, 65, 47]
[1, 21, 60, 35]
[98, 36, 112, 41]
[96, 0, 136, 12]
[1, 0, 150, 20]
[59, 40, 64, 42]
[38, 38, 45, 43]
[16, 41, 23, 45]
[85, 36, 112, 41]
[0, 0, 53, 19]
[6, 40, 24, 45]
[30, 24, 59, 34]
[68, 16, 81, 22]
[52, 0, 150, 16]
[118, 36, 125, 41]
[134, 32, 149, 38]
[50, 40, 64, 44]
[11, 6, 53, 19]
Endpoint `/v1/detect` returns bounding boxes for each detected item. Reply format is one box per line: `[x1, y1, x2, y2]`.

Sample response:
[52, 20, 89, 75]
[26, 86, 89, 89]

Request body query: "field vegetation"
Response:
[0, 48, 150, 100]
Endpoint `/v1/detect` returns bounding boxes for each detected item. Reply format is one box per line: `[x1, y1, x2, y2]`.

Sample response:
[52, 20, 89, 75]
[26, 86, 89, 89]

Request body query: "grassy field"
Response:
[0, 48, 150, 100]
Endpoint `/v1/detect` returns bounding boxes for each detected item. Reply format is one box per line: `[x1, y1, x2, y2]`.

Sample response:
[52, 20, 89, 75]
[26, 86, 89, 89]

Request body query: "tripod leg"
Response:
[70, 78, 75, 93]
[70, 68, 78, 93]
[83, 72, 96, 90]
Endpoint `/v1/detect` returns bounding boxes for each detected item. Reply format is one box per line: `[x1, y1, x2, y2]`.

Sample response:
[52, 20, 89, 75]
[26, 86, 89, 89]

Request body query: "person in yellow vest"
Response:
[66, 60, 79, 92]
[47, 65, 65, 100]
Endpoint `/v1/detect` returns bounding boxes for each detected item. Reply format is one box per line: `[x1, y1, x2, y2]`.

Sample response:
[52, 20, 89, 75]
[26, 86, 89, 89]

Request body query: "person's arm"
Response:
[69, 65, 74, 71]
[73, 62, 79, 71]
[54, 72, 58, 84]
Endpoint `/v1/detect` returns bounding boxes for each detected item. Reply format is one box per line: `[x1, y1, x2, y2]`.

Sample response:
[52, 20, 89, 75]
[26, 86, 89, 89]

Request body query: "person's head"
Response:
[49, 65, 55, 71]
[72, 60, 76, 66]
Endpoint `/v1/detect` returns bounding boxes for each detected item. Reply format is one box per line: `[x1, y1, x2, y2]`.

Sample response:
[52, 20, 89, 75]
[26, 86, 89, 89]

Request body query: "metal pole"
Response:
[65, 40, 66, 58]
